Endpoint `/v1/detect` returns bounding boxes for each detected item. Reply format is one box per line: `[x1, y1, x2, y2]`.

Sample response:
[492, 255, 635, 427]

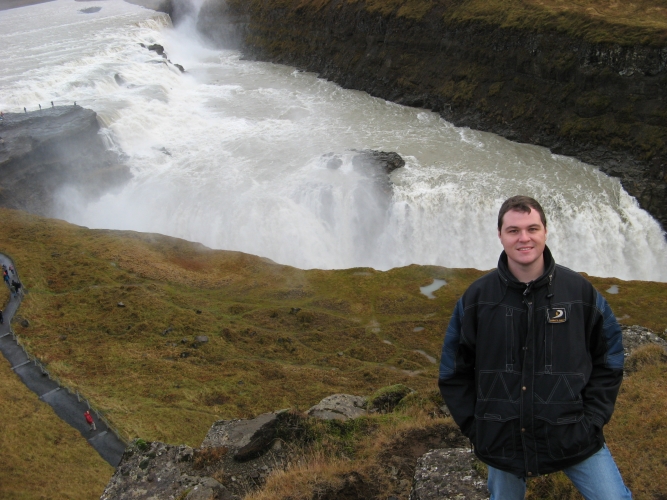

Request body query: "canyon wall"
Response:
[193, 0, 667, 229]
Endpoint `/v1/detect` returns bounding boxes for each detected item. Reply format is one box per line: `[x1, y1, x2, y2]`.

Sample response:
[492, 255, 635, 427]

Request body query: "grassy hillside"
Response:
[0, 355, 114, 499]
[284, 0, 667, 45]
[0, 277, 113, 499]
[0, 207, 666, 498]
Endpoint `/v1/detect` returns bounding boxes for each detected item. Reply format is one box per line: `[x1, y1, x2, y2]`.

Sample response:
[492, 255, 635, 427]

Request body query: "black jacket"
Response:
[438, 247, 624, 477]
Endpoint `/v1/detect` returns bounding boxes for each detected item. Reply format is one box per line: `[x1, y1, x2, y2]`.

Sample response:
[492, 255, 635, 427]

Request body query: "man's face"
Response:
[498, 209, 547, 270]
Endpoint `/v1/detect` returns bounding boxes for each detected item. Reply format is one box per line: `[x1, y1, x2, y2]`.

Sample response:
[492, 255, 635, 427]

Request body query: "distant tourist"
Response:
[11, 280, 21, 298]
[8, 265, 14, 276]
[439, 195, 631, 500]
[84, 410, 96, 431]
[0, 309, 3, 324]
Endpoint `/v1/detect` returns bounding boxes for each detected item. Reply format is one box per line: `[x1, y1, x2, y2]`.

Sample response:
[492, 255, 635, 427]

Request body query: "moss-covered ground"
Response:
[0, 206, 665, 498]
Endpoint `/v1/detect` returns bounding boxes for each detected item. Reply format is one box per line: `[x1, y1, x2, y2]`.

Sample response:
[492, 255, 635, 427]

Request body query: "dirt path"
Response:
[0, 253, 126, 467]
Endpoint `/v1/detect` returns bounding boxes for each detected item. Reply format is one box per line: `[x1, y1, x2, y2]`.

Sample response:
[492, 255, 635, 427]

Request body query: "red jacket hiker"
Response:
[84, 410, 96, 431]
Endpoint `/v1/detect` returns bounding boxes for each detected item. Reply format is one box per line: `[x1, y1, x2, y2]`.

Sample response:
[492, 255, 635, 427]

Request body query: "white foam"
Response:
[2, 1, 666, 281]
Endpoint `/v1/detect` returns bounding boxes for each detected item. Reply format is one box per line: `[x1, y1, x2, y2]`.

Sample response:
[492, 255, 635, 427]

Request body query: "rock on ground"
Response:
[201, 411, 279, 461]
[622, 325, 667, 357]
[307, 394, 368, 421]
[409, 448, 489, 500]
[100, 441, 238, 500]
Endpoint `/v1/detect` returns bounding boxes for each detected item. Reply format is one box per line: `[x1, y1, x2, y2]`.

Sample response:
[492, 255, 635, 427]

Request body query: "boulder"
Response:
[409, 448, 489, 500]
[201, 412, 279, 461]
[622, 325, 667, 357]
[307, 394, 367, 421]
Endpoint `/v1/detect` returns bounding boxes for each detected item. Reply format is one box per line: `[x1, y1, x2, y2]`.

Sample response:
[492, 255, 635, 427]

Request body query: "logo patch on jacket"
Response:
[547, 308, 567, 323]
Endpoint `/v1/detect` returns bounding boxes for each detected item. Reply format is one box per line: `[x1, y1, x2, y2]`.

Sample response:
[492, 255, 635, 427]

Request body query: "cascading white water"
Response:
[2, 0, 666, 281]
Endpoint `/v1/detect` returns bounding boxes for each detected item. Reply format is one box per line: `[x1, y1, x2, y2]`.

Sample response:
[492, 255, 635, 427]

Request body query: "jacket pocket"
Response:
[535, 403, 594, 460]
[474, 400, 520, 461]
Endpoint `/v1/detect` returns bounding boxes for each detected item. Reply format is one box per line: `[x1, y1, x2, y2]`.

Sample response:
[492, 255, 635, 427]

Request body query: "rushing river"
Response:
[2, 0, 667, 281]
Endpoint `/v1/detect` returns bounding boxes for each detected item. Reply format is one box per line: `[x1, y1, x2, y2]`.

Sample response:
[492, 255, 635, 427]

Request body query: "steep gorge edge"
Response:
[193, 0, 667, 229]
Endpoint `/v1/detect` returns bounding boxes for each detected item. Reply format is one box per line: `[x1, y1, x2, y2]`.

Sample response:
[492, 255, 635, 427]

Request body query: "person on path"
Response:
[84, 410, 96, 431]
[11, 280, 20, 298]
[438, 195, 631, 500]
[3, 272, 9, 286]
[0, 309, 3, 324]
[9, 265, 14, 276]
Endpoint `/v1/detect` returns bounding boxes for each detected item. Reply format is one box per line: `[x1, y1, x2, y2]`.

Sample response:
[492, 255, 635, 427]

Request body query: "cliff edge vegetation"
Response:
[343, 0, 667, 45]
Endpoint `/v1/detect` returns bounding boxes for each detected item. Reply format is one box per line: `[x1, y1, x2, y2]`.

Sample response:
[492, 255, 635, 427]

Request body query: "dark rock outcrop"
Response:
[0, 106, 130, 216]
[323, 149, 405, 196]
[196, 0, 667, 229]
[140, 43, 186, 72]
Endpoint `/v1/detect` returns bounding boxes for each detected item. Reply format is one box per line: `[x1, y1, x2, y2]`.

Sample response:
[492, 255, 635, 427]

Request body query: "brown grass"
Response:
[0, 356, 114, 499]
[603, 352, 667, 499]
[0, 207, 665, 499]
[248, 0, 667, 45]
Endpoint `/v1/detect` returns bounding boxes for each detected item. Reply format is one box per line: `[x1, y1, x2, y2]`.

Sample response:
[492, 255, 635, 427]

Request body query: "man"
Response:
[438, 196, 631, 499]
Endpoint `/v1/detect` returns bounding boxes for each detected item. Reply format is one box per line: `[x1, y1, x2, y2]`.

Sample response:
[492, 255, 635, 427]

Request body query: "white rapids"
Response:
[1, 0, 666, 281]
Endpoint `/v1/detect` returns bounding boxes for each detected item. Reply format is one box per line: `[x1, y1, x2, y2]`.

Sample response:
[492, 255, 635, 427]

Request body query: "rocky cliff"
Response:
[193, 0, 667, 230]
[0, 106, 130, 216]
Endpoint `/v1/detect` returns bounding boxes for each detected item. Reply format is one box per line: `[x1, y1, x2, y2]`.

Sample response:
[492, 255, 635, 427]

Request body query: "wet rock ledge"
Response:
[0, 106, 130, 216]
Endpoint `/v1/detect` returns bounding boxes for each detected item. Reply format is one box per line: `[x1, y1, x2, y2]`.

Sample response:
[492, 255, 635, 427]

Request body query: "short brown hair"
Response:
[498, 196, 547, 231]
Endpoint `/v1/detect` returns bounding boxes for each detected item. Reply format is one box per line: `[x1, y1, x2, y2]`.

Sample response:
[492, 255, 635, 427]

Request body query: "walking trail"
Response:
[0, 253, 126, 467]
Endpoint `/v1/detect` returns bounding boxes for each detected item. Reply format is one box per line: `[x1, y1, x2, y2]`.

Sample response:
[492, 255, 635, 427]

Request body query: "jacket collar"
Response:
[497, 245, 556, 291]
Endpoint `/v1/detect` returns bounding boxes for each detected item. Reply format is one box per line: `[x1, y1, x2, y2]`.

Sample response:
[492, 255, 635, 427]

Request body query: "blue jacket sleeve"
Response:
[582, 291, 625, 429]
[438, 298, 477, 438]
